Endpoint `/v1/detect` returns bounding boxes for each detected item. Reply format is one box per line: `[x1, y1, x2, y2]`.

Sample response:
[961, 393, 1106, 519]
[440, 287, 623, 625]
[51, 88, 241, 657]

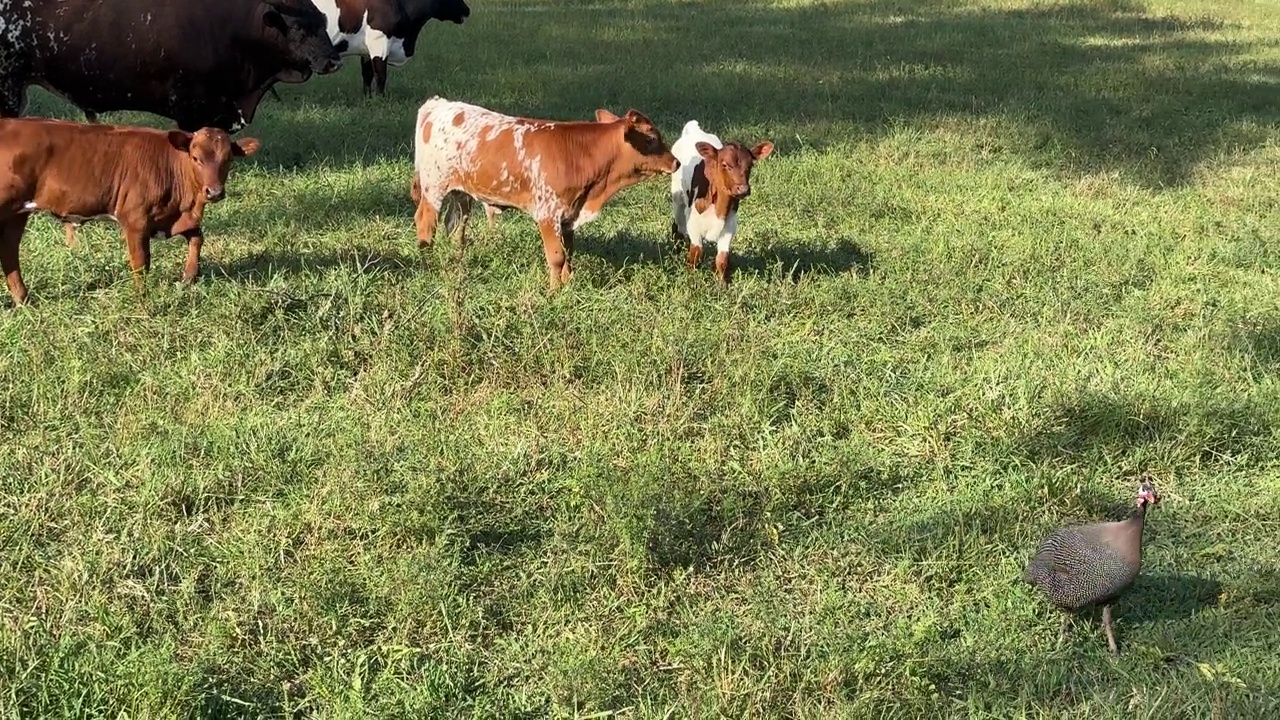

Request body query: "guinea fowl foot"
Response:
[1102, 604, 1119, 656]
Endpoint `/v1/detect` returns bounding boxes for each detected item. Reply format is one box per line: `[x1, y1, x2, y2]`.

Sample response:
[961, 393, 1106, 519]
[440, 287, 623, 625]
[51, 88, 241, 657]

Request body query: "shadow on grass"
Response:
[645, 486, 772, 574]
[1127, 573, 1222, 624]
[16, 0, 1277, 188]
[1232, 316, 1280, 372]
[251, 0, 1278, 188]
[206, 246, 419, 284]
[734, 238, 876, 283]
[1017, 393, 1277, 467]
[190, 674, 294, 720]
[573, 230, 874, 284]
[920, 650, 1278, 714]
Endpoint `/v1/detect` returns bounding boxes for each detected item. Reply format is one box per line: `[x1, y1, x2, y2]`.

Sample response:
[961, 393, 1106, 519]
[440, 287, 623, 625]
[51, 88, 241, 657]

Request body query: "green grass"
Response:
[2, 0, 1279, 716]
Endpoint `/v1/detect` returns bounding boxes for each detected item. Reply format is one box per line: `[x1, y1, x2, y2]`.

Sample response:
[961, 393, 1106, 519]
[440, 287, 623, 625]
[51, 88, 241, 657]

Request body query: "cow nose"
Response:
[735, 186, 750, 198]
[205, 187, 224, 202]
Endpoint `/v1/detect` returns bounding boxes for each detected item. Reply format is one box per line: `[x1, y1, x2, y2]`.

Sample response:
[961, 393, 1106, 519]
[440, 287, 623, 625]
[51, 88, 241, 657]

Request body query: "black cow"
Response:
[314, 0, 470, 97]
[0, 0, 341, 132]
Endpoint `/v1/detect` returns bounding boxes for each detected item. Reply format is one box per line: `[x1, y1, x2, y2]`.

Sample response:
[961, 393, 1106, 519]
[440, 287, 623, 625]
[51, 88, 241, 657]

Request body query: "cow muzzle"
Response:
[205, 187, 225, 203]
[732, 185, 751, 199]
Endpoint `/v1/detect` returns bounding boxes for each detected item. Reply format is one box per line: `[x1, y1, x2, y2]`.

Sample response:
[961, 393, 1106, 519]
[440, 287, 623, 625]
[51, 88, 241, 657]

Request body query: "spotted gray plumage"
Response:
[1024, 479, 1160, 655]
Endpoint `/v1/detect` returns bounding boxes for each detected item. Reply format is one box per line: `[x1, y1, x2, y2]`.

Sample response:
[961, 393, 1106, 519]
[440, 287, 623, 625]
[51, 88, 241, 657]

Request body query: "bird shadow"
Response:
[1125, 573, 1222, 624]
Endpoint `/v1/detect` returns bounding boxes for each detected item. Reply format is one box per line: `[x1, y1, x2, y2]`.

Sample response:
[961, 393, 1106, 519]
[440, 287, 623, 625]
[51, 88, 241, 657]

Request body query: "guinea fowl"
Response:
[1024, 478, 1161, 655]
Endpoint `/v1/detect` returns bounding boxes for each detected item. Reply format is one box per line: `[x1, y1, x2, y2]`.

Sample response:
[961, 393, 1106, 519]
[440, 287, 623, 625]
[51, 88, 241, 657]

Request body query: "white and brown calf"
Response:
[670, 120, 773, 284]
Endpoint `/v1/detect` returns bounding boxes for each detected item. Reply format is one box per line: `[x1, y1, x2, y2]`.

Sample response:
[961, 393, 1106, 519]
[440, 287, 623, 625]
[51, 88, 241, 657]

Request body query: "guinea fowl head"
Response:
[1136, 477, 1160, 512]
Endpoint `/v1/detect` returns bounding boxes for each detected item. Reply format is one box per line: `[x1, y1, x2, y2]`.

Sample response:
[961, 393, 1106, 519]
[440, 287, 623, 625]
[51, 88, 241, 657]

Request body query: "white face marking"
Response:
[413, 97, 566, 223]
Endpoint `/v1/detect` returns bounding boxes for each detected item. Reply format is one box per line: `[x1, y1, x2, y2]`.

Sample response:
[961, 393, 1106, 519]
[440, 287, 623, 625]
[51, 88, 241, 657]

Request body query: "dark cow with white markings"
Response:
[0, 0, 341, 132]
[314, 0, 470, 96]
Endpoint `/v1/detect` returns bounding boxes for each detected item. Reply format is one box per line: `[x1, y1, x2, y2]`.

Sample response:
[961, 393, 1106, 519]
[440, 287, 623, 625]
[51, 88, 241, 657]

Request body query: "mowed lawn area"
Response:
[2, 0, 1279, 716]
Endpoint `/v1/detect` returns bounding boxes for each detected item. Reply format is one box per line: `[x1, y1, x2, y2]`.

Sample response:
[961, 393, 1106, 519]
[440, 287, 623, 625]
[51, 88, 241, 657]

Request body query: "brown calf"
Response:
[0, 119, 259, 305]
[411, 96, 679, 290]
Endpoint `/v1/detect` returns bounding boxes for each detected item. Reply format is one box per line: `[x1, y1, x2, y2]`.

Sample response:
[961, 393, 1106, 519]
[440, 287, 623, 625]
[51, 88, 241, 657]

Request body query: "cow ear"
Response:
[623, 109, 652, 127]
[263, 8, 288, 34]
[233, 138, 261, 157]
[750, 141, 774, 160]
[595, 109, 620, 123]
[695, 142, 719, 162]
[167, 130, 193, 152]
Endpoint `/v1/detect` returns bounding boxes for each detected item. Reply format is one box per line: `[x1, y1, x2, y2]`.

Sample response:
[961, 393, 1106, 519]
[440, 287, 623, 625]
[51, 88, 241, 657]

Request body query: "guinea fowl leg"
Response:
[1058, 615, 1072, 646]
[1102, 604, 1118, 655]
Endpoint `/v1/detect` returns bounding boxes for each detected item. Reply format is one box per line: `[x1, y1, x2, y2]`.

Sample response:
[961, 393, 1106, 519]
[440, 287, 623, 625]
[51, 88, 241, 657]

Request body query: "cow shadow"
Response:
[249, 0, 1280, 188]
[205, 246, 419, 284]
[575, 230, 874, 284]
[733, 236, 876, 283]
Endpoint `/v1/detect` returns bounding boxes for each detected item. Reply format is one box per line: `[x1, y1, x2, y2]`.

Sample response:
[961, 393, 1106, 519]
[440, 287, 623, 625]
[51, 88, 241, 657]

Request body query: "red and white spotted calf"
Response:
[411, 96, 679, 290]
[669, 120, 774, 284]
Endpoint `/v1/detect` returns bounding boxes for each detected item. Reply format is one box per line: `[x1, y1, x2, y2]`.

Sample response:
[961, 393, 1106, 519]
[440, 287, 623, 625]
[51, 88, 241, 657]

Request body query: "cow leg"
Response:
[715, 233, 733, 285]
[180, 229, 204, 283]
[64, 223, 79, 249]
[670, 191, 689, 244]
[537, 219, 569, 291]
[122, 226, 152, 301]
[484, 204, 501, 229]
[415, 195, 441, 268]
[687, 237, 704, 270]
[0, 215, 31, 306]
[371, 57, 389, 96]
[361, 57, 375, 98]
[559, 222, 575, 286]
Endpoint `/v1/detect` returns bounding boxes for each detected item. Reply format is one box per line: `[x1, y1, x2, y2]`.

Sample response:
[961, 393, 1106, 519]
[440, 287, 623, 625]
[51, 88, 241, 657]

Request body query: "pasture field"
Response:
[2, 0, 1279, 716]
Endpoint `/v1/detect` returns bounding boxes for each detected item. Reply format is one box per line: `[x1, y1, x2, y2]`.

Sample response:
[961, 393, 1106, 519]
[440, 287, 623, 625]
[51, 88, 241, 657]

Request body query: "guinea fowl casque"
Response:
[1024, 478, 1161, 655]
